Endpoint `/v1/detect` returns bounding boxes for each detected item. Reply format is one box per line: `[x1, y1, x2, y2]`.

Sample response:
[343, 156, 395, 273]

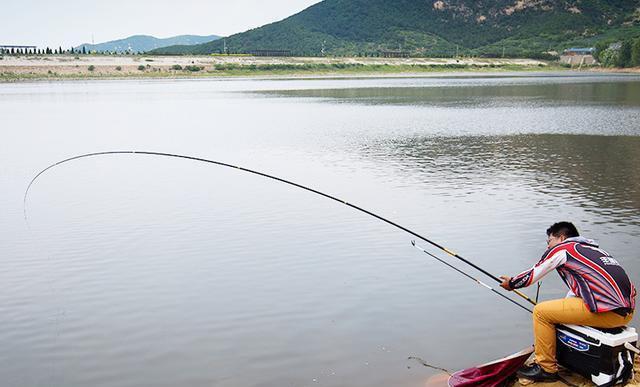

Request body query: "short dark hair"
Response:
[546, 222, 579, 238]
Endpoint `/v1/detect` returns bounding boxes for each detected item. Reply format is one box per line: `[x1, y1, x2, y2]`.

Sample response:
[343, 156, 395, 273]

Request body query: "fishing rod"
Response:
[24, 150, 537, 309]
[411, 241, 533, 313]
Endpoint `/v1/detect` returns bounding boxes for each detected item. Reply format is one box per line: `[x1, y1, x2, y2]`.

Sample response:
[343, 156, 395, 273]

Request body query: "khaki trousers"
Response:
[533, 297, 633, 373]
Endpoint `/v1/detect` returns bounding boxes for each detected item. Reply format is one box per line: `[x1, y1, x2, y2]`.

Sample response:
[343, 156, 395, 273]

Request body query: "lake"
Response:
[1, 72, 640, 387]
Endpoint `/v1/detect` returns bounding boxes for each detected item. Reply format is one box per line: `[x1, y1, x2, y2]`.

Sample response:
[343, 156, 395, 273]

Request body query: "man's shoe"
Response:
[516, 363, 559, 382]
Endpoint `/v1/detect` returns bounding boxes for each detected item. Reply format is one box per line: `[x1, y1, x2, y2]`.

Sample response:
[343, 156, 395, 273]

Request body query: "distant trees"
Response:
[632, 39, 640, 68]
[598, 48, 617, 67]
[616, 40, 632, 67]
[2, 48, 41, 55]
[594, 37, 640, 68]
[594, 41, 608, 62]
[2, 45, 116, 56]
[2, 45, 96, 56]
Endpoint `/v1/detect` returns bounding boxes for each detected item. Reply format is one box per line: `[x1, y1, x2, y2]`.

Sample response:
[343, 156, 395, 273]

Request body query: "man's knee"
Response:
[533, 303, 546, 322]
[534, 298, 590, 326]
[533, 300, 558, 324]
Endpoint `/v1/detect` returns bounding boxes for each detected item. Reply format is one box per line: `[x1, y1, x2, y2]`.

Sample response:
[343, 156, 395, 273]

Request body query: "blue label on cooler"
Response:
[558, 332, 590, 352]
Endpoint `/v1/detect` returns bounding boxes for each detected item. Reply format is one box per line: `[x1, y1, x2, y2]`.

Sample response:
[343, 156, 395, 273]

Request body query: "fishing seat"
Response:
[556, 324, 638, 386]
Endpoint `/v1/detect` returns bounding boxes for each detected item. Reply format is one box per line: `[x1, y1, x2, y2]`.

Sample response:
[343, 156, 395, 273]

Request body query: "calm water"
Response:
[1, 73, 640, 387]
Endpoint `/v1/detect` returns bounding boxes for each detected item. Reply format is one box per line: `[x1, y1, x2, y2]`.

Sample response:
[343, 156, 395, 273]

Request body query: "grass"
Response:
[204, 62, 566, 75]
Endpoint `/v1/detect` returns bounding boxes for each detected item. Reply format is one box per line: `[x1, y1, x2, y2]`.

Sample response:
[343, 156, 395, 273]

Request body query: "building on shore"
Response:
[607, 42, 622, 51]
[563, 47, 595, 56]
[560, 47, 596, 66]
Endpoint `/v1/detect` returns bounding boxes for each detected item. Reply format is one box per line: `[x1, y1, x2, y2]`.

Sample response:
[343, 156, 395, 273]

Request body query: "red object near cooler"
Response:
[448, 346, 534, 387]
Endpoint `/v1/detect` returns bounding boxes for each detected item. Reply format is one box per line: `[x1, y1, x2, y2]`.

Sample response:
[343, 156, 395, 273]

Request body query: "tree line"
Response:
[1, 46, 87, 55]
[594, 37, 640, 68]
[0, 46, 143, 56]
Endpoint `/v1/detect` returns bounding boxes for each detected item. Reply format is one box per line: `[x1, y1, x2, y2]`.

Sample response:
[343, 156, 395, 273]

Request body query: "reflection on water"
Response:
[363, 135, 640, 228]
[258, 78, 640, 107]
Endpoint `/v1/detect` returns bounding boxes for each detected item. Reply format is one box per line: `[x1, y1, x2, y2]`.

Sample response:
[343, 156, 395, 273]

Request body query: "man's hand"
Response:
[500, 276, 513, 291]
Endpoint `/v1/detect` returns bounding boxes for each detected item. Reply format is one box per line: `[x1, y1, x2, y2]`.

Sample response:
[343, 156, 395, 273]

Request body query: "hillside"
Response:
[150, 0, 640, 57]
[77, 34, 220, 53]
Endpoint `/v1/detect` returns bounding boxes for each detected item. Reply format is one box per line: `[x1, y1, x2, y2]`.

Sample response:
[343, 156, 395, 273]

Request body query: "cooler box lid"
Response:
[559, 324, 637, 347]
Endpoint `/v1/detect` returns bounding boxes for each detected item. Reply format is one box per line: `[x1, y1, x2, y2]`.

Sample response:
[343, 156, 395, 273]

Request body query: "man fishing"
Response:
[499, 221, 636, 382]
[23, 153, 637, 385]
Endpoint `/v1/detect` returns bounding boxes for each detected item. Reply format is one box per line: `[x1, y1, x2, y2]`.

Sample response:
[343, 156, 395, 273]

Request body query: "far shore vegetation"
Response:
[0, 61, 575, 82]
[594, 37, 640, 68]
[3, 35, 640, 82]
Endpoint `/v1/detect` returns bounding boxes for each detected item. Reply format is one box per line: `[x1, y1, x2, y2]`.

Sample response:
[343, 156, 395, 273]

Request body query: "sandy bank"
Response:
[0, 54, 547, 68]
[587, 66, 640, 74]
[0, 54, 554, 81]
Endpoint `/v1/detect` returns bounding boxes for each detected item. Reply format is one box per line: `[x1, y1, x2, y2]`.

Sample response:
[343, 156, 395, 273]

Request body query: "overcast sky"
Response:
[1, 0, 322, 48]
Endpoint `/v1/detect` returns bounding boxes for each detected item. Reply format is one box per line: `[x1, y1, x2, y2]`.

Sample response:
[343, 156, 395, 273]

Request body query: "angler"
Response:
[30, 152, 637, 386]
[500, 221, 637, 383]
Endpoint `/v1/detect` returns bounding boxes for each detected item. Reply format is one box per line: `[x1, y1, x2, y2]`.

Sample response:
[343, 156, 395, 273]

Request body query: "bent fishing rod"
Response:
[23, 150, 537, 309]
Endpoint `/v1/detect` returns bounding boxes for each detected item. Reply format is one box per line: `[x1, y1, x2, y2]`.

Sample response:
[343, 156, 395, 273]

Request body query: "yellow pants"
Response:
[533, 297, 633, 373]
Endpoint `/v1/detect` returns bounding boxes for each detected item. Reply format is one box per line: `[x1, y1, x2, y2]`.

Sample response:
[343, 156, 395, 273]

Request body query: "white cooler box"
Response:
[556, 324, 638, 386]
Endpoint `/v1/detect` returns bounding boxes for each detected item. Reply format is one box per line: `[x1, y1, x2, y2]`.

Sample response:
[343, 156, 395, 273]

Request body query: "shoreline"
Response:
[426, 355, 640, 387]
[0, 54, 573, 82]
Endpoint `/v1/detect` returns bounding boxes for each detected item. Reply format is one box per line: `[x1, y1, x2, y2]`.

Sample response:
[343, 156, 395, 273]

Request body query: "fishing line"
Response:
[408, 356, 451, 375]
[24, 150, 535, 311]
[412, 241, 533, 313]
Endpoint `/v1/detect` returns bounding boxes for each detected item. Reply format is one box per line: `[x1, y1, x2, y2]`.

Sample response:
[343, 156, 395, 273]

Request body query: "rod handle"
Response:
[514, 289, 537, 306]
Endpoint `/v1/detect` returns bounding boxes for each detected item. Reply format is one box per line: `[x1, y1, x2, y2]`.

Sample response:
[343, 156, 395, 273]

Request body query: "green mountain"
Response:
[151, 0, 640, 57]
[77, 34, 220, 53]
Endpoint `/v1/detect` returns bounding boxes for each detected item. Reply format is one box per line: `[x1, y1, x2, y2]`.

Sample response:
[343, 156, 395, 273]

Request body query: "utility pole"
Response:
[223, 39, 227, 54]
[456, 44, 459, 58]
[321, 40, 326, 56]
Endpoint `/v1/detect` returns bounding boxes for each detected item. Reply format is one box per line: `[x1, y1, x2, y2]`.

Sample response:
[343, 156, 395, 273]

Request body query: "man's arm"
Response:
[500, 250, 567, 291]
